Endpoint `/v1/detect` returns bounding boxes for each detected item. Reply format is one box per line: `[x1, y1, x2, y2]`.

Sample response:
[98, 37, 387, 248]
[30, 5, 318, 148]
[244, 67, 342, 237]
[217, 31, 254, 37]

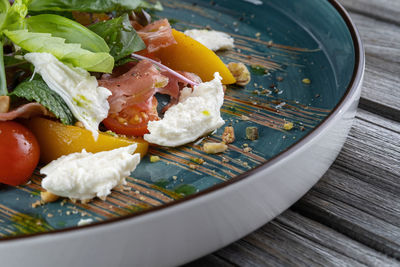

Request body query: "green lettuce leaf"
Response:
[28, 0, 162, 13]
[10, 76, 75, 125]
[0, 0, 10, 31]
[89, 13, 145, 61]
[1, 0, 30, 31]
[3, 29, 114, 73]
[26, 14, 109, 53]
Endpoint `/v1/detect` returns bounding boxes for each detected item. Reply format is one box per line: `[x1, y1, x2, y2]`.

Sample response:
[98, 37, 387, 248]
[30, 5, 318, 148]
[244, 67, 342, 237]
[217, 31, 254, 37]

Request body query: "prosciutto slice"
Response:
[99, 59, 202, 117]
[99, 60, 169, 114]
[0, 103, 50, 121]
[158, 71, 202, 112]
[137, 19, 177, 53]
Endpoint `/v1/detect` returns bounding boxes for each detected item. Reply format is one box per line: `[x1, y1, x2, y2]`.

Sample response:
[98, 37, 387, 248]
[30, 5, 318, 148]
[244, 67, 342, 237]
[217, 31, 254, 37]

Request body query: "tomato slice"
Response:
[103, 97, 159, 137]
[0, 121, 40, 186]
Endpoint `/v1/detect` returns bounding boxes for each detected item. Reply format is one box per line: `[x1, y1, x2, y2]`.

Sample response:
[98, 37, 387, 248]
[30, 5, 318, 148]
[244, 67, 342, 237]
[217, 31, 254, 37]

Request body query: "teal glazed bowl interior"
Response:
[0, 0, 356, 238]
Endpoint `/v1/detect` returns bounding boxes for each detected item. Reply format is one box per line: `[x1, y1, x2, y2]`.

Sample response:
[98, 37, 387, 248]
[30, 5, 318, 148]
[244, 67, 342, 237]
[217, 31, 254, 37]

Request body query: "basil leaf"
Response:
[4, 29, 114, 73]
[27, 10, 74, 19]
[26, 14, 109, 53]
[10, 76, 75, 125]
[89, 14, 145, 61]
[28, 0, 163, 13]
[115, 57, 138, 67]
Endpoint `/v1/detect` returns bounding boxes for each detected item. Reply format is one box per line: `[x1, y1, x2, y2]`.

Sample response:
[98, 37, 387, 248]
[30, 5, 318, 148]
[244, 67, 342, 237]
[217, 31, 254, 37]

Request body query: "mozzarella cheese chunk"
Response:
[40, 145, 140, 201]
[144, 73, 225, 147]
[183, 29, 234, 51]
[25, 52, 111, 140]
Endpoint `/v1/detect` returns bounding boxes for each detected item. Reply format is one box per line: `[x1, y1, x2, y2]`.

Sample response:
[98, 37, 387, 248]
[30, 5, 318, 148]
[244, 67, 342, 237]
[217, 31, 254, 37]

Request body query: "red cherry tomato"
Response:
[0, 121, 40, 186]
[103, 97, 159, 137]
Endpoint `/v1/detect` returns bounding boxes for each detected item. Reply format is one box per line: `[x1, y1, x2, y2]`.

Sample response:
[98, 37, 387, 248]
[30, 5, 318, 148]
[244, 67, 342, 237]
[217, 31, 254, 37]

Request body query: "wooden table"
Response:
[187, 0, 400, 265]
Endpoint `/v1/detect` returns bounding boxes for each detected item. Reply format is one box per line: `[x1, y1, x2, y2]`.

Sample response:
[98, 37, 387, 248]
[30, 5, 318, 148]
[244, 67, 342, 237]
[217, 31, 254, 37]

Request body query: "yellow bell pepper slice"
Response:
[154, 29, 236, 85]
[25, 117, 148, 164]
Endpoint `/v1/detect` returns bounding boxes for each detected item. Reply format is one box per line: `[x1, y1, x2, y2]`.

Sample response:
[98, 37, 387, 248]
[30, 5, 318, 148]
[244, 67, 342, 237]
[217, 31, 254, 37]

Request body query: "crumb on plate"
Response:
[222, 126, 235, 144]
[203, 142, 228, 154]
[227, 62, 251, 86]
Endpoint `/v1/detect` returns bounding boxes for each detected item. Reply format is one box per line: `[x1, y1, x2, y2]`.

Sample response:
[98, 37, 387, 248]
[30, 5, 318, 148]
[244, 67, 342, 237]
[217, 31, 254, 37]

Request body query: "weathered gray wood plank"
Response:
[336, 109, 400, 195]
[340, 0, 400, 25]
[347, 12, 400, 120]
[293, 191, 400, 260]
[293, 109, 400, 259]
[212, 211, 397, 266]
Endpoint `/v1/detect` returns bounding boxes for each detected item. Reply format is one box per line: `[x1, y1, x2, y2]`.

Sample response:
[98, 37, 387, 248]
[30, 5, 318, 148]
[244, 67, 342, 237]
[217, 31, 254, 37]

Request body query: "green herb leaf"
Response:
[26, 14, 109, 53]
[89, 13, 145, 61]
[3, 29, 114, 73]
[0, 0, 10, 31]
[10, 76, 75, 125]
[174, 184, 197, 197]
[1, 0, 30, 31]
[28, 0, 162, 13]
[115, 57, 138, 67]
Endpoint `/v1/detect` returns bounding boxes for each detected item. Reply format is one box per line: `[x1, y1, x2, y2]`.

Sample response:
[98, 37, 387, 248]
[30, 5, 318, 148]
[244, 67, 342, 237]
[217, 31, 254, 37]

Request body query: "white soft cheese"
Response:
[40, 145, 140, 201]
[183, 29, 234, 51]
[144, 73, 225, 147]
[24, 52, 112, 140]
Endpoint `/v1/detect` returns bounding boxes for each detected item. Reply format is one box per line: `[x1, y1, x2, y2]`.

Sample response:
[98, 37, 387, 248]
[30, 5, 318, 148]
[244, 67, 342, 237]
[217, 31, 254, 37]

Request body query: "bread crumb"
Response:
[41, 191, 59, 204]
[222, 126, 235, 144]
[240, 115, 250, 121]
[150, 155, 160, 163]
[228, 62, 251, 86]
[190, 158, 205, 164]
[203, 142, 228, 154]
[189, 163, 198, 170]
[246, 127, 259, 140]
[31, 200, 41, 208]
[243, 147, 252, 153]
[283, 122, 294, 131]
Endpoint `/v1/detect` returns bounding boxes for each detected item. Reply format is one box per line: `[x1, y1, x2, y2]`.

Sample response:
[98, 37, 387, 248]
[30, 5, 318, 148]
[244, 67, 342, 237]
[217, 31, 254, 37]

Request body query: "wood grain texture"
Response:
[210, 211, 397, 266]
[341, 0, 400, 25]
[347, 11, 400, 121]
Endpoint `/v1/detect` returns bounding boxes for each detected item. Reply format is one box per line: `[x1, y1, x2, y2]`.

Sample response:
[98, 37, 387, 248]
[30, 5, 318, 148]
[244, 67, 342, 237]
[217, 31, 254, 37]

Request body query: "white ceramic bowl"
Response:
[0, 1, 364, 266]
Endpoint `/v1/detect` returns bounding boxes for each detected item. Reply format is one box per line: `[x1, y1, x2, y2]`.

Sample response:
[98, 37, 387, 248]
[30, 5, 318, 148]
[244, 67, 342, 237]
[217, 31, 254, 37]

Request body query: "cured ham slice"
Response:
[0, 103, 50, 121]
[99, 60, 169, 114]
[158, 71, 202, 112]
[100, 59, 202, 116]
[137, 19, 177, 53]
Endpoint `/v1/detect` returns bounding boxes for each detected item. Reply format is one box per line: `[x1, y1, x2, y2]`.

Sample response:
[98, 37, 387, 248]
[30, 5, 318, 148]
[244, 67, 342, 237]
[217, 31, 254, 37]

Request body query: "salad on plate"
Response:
[0, 0, 248, 204]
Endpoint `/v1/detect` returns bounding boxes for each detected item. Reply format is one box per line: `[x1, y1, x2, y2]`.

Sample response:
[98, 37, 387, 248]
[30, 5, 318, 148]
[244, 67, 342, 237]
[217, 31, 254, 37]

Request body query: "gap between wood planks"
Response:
[292, 109, 400, 260]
